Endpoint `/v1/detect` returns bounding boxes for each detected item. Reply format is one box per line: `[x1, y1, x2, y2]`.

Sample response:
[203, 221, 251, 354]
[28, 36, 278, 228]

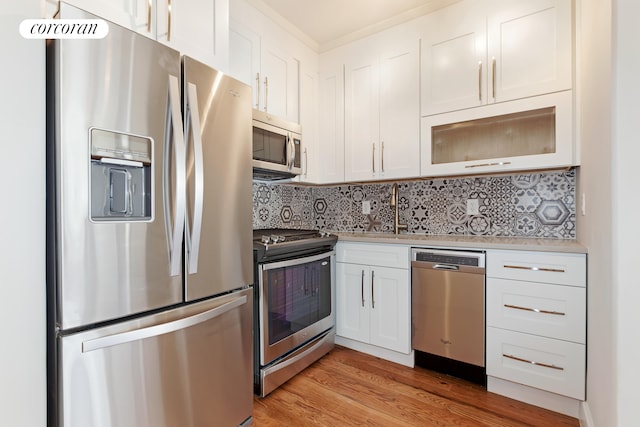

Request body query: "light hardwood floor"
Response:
[252, 346, 579, 426]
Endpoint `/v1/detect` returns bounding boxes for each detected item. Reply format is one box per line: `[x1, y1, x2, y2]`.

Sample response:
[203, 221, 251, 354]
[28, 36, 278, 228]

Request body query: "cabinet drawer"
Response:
[487, 327, 585, 400]
[336, 242, 409, 269]
[487, 278, 586, 343]
[487, 250, 586, 287]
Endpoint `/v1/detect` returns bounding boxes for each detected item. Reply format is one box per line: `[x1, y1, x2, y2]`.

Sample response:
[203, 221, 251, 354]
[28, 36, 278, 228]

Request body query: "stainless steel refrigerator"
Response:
[46, 4, 253, 426]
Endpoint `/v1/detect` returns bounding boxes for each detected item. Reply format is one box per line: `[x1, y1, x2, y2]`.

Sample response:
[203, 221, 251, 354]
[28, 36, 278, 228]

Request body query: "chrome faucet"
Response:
[390, 183, 408, 235]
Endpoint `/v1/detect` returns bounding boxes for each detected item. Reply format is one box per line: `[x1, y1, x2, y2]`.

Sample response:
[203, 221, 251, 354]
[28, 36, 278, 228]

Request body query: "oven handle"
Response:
[258, 250, 336, 271]
[261, 328, 334, 376]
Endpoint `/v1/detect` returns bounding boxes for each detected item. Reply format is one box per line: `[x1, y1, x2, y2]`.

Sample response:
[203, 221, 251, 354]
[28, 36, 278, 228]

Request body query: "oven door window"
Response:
[265, 256, 332, 345]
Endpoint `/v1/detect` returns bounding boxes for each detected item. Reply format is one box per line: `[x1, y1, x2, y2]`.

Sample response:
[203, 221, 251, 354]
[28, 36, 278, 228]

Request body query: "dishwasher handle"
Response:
[432, 263, 460, 271]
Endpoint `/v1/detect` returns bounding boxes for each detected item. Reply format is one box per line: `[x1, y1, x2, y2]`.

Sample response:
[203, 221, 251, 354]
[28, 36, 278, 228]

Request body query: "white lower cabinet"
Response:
[487, 328, 585, 400]
[486, 250, 586, 403]
[336, 243, 411, 356]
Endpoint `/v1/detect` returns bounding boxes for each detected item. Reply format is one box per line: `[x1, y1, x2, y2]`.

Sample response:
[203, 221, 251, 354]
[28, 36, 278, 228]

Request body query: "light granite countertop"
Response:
[335, 232, 587, 254]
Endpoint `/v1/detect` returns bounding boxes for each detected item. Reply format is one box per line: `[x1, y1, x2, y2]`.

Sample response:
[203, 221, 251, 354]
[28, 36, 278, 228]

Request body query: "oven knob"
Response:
[261, 235, 271, 244]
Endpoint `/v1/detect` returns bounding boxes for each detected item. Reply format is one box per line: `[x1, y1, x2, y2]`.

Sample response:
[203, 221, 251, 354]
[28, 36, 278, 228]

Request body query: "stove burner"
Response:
[253, 228, 338, 261]
[261, 234, 286, 244]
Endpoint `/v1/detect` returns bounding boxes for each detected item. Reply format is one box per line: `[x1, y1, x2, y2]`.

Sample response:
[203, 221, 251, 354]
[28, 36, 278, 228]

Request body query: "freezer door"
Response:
[182, 57, 253, 300]
[59, 289, 253, 427]
[52, 4, 184, 329]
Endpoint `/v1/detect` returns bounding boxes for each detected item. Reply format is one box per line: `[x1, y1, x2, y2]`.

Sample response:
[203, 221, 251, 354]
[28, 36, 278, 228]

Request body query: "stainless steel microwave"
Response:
[252, 109, 302, 181]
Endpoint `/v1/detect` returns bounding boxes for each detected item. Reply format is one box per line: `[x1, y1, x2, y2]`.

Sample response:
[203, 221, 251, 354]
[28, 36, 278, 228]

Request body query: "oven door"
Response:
[258, 251, 335, 366]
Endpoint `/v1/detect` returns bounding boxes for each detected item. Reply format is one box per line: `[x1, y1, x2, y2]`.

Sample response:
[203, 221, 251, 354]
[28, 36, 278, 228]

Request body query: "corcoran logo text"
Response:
[20, 19, 109, 39]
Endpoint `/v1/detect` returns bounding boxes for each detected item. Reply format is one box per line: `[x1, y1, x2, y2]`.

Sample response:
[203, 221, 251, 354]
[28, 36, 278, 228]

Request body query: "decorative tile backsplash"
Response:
[253, 169, 576, 239]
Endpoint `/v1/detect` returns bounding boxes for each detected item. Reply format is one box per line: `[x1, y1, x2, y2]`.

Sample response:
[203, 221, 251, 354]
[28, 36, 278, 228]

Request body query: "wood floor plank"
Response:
[252, 346, 580, 427]
[311, 355, 527, 427]
[326, 346, 578, 427]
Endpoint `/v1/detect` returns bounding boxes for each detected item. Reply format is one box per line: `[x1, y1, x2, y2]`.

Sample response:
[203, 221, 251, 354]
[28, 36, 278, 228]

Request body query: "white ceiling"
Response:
[248, 0, 462, 52]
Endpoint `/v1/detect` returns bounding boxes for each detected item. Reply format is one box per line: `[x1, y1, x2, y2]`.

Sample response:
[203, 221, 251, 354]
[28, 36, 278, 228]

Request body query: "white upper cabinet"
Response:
[379, 41, 421, 180]
[229, 21, 299, 123]
[488, 0, 572, 103]
[314, 58, 345, 184]
[421, 90, 574, 176]
[64, 0, 230, 71]
[62, 0, 152, 37]
[295, 63, 318, 183]
[344, 47, 379, 182]
[260, 42, 300, 122]
[421, 0, 572, 116]
[229, 20, 261, 87]
[156, 0, 230, 72]
[420, 1, 486, 116]
[344, 37, 420, 182]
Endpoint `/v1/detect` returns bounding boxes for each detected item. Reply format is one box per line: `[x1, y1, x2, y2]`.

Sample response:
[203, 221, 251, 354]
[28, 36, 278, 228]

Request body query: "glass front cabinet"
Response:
[420, 90, 575, 177]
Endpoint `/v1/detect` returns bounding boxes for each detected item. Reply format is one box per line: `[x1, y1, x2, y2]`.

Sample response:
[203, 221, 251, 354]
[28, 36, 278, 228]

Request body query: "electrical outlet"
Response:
[466, 199, 479, 215]
[362, 200, 371, 215]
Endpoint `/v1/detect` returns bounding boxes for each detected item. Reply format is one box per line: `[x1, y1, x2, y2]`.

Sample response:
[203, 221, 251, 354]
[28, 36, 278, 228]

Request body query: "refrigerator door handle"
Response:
[164, 74, 186, 277]
[185, 82, 204, 274]
[82, 295, 248, 352]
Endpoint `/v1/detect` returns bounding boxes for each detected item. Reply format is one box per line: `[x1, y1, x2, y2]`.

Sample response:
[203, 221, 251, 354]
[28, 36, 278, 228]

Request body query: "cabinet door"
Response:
[344, 49, 379, 181]
[487, 278, 586, 344]
[488, 0, 572, 102]
[157, 0, 229, 72]
[296, 65, 317, 183]
[336, 263, 371, 344]
[228, 21, 261, 108]
[420, 90, 574, 177]
[64, 0, 151, 37]
[316, 63, 345, 184]
[261, 43, 299, 122]
[487, 327, 585, 399]
[379, 40, 420, 179]
[420, 0, 487, 116]
[369, 267, 410, 354]
[487, 249, 586, 286]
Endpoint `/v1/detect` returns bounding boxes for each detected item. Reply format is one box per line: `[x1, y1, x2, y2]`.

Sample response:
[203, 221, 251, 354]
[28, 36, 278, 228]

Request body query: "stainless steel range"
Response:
[253, 229, 337, 397]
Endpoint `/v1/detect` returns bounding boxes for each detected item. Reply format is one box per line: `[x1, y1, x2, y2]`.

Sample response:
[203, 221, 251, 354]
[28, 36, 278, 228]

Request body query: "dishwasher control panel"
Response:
[412, 248, 485, 268]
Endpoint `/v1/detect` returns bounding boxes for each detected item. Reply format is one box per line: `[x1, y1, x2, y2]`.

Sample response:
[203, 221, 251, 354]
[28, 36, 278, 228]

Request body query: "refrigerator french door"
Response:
[47, 3, 253, 426]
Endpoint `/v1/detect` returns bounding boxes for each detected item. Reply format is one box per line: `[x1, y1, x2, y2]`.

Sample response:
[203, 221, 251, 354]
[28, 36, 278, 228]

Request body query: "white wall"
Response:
[612, 0, 640, 423]
[578, 0, 640, 425]
[0, 1, 47, 426]
[576, 0, 615, 424]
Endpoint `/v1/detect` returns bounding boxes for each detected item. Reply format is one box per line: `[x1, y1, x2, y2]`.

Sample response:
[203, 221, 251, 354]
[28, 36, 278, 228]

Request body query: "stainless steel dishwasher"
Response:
[411, 248, 486, 384]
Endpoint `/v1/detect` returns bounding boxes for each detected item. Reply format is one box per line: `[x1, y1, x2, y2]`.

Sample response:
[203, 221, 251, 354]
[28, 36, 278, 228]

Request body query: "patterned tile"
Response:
[512, 173, 541, 189]
[446, 202, 468, 225]
[252, 169, 577, 239]
[536, 172, 570, 200]
[514, 189, 542, 213]
[515, 213, 541, 236]
[536, 200, 570, 225]
[468, 215, 491, 235]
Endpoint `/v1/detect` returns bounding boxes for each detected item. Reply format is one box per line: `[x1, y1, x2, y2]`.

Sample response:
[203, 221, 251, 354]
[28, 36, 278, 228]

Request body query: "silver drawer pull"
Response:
[464, 161, 511, 168]
[503, 354, 564, 371]
[504, 304, 565, 316]
[503, 264, 565, 273]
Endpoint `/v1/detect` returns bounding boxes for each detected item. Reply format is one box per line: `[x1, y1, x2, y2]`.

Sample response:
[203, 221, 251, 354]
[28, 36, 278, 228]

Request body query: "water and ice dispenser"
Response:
[90, 128, 153, 221]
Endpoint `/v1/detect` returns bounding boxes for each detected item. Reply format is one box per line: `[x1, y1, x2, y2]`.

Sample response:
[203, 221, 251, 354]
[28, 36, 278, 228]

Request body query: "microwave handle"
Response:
[287, 133, 296, 171]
